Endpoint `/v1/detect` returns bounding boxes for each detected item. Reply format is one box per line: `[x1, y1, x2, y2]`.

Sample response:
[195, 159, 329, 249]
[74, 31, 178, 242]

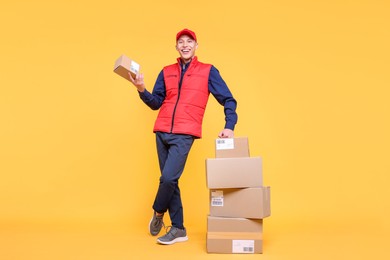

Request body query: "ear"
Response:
[195, 43, 199, 50]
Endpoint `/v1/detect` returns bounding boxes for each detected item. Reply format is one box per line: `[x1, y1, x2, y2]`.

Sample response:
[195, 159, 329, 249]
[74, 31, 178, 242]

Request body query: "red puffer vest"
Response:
[153, 56, 212, 138]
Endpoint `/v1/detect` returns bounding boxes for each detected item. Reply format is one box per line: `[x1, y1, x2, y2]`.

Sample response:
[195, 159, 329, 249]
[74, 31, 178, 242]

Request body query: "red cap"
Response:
[176, 28, 197, 42]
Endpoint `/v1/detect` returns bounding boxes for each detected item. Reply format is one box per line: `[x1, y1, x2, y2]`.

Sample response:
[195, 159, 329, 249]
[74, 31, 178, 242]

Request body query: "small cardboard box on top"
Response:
[206, 157, 262, 189]
[113, 54, 140, 82]
[209, 187, 271, 219]
[215, 137, 249, 158]
[207, 216, 263, 254]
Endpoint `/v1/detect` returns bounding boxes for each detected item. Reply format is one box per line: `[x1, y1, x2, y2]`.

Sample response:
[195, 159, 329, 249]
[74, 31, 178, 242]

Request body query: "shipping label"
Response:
[216, 138, 234, 150]
[130, 61, 140, 74]
[232, 240, 255, 254]
[211, 190, 224, 207]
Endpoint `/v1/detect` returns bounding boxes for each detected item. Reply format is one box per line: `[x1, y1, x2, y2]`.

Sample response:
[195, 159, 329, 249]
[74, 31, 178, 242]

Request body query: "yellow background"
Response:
[0, 0, 389, 259]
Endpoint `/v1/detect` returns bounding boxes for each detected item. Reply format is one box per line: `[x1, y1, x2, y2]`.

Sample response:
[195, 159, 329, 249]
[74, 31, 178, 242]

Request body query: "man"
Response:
[128, 28, 237, 245]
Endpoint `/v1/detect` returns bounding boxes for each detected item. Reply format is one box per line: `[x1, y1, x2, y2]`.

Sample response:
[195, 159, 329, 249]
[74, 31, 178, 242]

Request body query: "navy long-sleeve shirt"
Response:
[139, 63, 238, 131]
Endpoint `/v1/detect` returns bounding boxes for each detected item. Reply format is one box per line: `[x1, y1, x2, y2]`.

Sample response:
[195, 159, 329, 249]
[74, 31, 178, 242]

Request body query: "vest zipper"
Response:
[170, 64, 187, 133]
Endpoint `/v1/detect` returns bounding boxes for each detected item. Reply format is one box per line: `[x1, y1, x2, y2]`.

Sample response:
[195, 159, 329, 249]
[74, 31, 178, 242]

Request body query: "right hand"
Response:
[129, 72, 145, 92]
[218, 128, 234, 138]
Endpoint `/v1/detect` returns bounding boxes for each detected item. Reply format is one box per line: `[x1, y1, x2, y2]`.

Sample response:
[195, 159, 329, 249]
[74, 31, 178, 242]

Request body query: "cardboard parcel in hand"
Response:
[113, 54, 140, 82]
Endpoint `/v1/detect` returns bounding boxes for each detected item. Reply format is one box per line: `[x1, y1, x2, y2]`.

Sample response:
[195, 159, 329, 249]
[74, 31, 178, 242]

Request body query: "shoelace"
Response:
[164, 225, 172, 234]
[154, 216, 165, 229]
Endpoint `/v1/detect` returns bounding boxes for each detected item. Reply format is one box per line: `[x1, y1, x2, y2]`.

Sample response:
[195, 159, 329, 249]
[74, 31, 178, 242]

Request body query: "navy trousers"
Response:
[152, 132, 195, 229]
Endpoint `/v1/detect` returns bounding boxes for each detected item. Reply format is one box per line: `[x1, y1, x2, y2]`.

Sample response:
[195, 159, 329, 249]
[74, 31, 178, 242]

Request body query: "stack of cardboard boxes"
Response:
[205, 137, 271, 254]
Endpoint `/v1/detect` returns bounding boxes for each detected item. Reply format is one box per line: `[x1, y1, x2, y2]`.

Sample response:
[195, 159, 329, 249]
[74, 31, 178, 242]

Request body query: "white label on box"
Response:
[130, 61, 140, 74]
[216, 138, 234, 150]
[232, 240, 255, 254]
[211, 190, 224, 207]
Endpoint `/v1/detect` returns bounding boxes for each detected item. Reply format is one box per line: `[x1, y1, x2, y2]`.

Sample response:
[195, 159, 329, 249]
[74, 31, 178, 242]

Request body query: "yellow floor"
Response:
[1, 217, 388, 260]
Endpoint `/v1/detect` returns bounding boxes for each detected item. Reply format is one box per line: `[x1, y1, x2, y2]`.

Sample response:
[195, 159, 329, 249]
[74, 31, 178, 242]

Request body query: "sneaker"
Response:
[149, 212, 164, 236]
[157, 226, 188, 245]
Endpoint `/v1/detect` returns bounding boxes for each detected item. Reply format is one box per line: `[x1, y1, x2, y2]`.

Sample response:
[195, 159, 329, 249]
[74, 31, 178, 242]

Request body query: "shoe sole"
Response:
[157, 236, 188, 245]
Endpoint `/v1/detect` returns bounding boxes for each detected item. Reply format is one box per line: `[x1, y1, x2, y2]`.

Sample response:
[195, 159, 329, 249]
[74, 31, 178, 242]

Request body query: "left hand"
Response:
[218, 129, 234, 138]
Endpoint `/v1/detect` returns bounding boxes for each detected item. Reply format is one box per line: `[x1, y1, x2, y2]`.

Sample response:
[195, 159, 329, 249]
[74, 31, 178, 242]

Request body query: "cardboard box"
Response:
[207, 232, 263, 254]
[207, 216, 264, 254]
[207, 216, 263, 233]
[215, 137, 250, 158]
[113, 54, 140, 81]
[206, 157, 262, 189]
[210, 187, 271, 219]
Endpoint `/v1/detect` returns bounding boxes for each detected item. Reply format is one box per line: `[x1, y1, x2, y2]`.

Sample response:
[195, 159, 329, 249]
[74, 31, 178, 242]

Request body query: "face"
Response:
[176, 35, 198, 64]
